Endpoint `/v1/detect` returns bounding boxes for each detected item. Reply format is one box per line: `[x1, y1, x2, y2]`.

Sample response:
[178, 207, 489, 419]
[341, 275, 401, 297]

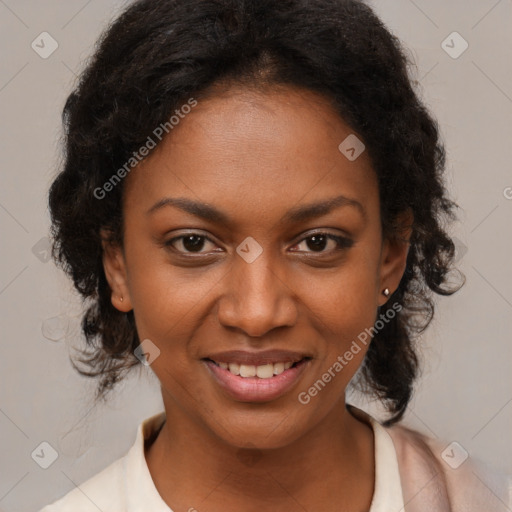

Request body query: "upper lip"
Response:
[204, 350, 311, 366]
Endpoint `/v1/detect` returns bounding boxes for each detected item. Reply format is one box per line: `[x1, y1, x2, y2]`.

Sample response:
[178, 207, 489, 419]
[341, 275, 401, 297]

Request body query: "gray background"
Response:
[0, 0, 511, 510]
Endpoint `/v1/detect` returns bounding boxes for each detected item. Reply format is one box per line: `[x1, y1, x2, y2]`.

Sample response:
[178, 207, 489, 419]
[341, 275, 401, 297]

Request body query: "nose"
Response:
[217, 251, 298, 337]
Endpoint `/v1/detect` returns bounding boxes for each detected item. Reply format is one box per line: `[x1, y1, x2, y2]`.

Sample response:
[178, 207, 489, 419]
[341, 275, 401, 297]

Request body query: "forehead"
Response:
[123, 86, 379, 229]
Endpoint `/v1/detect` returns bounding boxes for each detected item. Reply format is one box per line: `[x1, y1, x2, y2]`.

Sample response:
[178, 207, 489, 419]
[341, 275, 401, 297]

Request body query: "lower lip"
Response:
[204, 359, 310, 402]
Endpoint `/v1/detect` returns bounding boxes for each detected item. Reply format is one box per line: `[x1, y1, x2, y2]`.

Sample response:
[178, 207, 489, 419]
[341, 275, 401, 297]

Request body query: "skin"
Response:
[102, 85, 412, 512]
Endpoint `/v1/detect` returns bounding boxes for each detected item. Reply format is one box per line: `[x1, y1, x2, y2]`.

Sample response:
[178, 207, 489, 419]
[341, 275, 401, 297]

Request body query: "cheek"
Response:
[302, 252, 379, 326]
[299, 249, 380, 373]
[129, 274, 213, 348]
[124, 235, 223, 333]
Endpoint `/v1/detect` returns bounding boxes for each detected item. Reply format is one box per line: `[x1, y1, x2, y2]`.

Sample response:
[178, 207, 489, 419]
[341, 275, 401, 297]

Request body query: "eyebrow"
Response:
[146, 194, 366, 225]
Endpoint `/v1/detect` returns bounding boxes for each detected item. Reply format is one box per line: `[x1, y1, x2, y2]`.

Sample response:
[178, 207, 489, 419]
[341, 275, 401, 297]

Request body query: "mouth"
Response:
[204, 358, 309, 379]
[202, 355, 312, 402]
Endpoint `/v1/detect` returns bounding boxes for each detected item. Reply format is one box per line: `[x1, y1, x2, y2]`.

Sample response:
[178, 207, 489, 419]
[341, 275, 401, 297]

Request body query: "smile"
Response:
[208, 360, 298, 379]
[203, 355, 311, 402]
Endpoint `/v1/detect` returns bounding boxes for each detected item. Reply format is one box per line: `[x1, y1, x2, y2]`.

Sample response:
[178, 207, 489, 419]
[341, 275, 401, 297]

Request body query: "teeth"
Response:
[273, 362, 285, 375]
[256, 364, 274, 379]
[216, 360, 299, 379]
[228, 363, 240, 375]
[239, 364, 257, 377]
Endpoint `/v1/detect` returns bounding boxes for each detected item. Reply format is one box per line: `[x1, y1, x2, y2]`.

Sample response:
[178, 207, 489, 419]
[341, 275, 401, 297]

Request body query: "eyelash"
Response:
[164, 232, 353, 256]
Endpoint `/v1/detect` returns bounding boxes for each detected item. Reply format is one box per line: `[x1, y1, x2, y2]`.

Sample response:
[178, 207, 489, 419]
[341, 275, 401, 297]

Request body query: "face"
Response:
[102, 85, 410, 450]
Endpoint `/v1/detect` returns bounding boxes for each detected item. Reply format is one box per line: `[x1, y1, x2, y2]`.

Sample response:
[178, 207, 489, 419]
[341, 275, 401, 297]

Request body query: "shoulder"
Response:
[38, 456, 126, 512]
[386, 422, 512, 512]
[38, 411, 166, 512]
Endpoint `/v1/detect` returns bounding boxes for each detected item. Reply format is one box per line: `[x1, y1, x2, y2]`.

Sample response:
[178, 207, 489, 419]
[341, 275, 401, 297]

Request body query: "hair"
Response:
[49, 0, 464, 425]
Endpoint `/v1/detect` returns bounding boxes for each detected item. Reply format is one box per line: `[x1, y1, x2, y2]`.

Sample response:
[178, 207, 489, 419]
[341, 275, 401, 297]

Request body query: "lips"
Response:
[209, 360, 298, 378]
[202, 349, 312, 402]
[204, 349, 309, 367]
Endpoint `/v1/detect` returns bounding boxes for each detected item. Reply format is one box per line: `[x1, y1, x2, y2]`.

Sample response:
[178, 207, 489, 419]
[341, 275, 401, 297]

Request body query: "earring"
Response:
[119, 296, 124, 302]
[382, 288, 390, 297]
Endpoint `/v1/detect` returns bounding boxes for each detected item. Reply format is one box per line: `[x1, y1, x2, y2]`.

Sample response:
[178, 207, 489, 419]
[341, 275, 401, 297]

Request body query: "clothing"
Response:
[39, 407, 511, 511]
[350, 407, 512, 511]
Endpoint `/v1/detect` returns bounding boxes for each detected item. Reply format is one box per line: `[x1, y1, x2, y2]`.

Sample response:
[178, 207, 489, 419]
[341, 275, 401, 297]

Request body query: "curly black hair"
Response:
[49, 0, 464, 425]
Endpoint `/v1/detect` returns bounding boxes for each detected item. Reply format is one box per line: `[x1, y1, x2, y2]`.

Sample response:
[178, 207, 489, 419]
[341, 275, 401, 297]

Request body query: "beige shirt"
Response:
[39, 410, 405, 511]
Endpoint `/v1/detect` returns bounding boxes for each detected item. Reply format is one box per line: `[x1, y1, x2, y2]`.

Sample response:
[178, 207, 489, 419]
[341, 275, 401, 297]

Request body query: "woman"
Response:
[40, 0, 511, 510]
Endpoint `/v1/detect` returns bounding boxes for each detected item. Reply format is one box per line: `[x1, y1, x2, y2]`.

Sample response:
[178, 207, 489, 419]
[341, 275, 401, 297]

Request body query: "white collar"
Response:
[123, 409, 404, 511]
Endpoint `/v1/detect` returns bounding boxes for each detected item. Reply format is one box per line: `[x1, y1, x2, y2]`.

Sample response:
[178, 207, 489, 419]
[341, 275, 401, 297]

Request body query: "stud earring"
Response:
[119, 296, 124, 302]
[382, 288, 390, 297]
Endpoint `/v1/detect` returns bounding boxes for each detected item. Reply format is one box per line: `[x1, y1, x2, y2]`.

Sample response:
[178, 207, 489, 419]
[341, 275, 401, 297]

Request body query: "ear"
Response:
[100, 229, 133, 312]
[377, 208, 413, 306]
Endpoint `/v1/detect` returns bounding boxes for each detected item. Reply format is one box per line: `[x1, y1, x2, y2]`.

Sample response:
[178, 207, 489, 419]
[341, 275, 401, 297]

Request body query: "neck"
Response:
[145, 399, 375, 512]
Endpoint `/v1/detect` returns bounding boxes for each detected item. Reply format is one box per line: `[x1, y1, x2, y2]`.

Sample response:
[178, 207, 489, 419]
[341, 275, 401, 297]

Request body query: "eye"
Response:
[163, 231, 353, 256]
[290, 232, 353, 254]
[165, 233, 220, 254]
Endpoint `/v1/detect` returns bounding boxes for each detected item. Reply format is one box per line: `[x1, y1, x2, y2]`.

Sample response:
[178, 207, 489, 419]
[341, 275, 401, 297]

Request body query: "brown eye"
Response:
[292, 233, 353, 254]
[304, 234, 329, 252]
[165, 234, 218, 254]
